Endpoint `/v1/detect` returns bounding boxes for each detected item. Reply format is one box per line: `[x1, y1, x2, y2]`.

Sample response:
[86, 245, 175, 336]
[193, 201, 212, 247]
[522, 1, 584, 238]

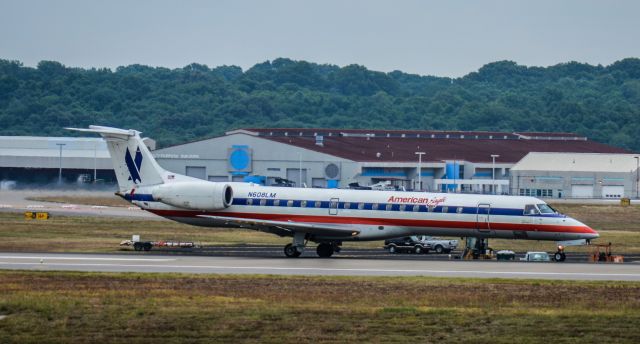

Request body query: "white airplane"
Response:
[69, 126, 599, 258]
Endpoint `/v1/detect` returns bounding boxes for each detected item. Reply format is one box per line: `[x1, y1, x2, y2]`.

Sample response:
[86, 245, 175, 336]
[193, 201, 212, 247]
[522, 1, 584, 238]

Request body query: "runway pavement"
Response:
[0, 190, 159, 219]
[1, 252, 638, 281]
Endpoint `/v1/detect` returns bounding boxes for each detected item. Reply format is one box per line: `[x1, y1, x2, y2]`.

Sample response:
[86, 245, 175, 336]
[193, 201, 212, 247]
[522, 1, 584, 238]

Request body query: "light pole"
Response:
[93, 141, 97, 183]
[635, 156, 639, 199]
[56, 143, 66, 185]
[415, 152, 425, 191]
[491, 154, 500, 194]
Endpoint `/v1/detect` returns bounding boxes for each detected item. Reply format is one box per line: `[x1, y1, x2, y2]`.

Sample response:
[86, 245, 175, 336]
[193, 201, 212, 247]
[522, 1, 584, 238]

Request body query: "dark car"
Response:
[384, 236, 428, 254]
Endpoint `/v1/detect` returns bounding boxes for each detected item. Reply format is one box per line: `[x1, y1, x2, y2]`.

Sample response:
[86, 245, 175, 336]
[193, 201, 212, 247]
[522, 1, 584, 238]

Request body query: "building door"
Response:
[329, 198, 339, 215]
[476, 203, 493, 235]
[602, 185, 624, 199]
[571, 185, 593, 198]
[286, 168, 307, 187]
[185, 166, 206, 180]
[312, 178, 326, 188]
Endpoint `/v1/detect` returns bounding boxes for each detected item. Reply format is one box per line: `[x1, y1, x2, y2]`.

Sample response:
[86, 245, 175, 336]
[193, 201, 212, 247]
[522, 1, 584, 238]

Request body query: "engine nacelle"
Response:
[152, 182, 233, 210]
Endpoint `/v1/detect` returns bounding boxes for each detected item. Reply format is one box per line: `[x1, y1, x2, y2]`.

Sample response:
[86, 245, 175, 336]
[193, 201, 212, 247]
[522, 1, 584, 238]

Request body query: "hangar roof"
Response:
[0, 136, 109, 158]
[512, 152, 640, 172]
[226, 128, 630, 163]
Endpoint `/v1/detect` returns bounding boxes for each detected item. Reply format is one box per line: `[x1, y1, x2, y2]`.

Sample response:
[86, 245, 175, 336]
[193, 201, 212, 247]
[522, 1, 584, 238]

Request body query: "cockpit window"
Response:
[537, 204, 557, 214]
[523, 204, 539, 215]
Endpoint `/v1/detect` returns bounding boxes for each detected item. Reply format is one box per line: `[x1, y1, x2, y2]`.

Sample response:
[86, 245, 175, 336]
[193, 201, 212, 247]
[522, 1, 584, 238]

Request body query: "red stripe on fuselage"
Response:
[148, 209, 595, 234]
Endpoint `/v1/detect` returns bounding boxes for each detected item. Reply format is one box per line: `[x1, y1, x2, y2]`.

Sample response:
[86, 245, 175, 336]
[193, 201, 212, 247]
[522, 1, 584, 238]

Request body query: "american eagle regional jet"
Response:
[69, 126, 599, 258]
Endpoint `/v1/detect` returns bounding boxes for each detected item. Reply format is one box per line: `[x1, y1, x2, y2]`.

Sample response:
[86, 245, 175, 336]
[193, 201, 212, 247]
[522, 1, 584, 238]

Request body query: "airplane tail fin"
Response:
[66, 125, 166, 191]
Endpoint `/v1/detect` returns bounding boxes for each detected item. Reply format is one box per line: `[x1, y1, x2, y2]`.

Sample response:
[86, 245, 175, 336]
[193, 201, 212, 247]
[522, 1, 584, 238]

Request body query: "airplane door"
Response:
[329, 198, 339, 215]
[476, 203, 492, 234]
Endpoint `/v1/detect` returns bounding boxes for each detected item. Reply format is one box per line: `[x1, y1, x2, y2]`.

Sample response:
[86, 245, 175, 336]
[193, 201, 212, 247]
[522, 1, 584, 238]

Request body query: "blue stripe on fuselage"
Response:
[124, 194, 565, 218]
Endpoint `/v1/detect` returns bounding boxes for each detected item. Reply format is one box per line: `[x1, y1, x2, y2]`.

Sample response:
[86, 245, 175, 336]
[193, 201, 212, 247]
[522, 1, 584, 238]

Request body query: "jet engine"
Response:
[152, 182, 233, 210]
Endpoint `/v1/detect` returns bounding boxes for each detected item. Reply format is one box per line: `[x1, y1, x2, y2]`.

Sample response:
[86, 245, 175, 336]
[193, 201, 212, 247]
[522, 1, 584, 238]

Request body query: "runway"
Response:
[1, 252, 639, 281]
[0, 190, 158, 219]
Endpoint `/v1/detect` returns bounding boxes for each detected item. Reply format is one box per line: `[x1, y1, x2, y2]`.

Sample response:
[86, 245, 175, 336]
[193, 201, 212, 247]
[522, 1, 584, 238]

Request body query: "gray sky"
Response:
[1, 0, 639, 77]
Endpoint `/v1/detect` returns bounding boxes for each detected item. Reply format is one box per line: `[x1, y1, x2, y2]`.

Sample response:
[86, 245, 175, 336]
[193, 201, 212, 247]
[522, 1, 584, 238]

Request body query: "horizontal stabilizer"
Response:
[66, 125, 138, 138]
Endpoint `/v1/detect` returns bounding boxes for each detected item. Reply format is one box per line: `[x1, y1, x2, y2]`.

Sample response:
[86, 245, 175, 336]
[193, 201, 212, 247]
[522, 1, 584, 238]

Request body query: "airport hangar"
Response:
[151, 128, 634, 198]
[0, 128, 636, 199]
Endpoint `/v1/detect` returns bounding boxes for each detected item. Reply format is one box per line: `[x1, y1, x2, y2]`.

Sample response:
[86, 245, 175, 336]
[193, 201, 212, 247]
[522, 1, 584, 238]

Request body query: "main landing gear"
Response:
[283, 232, 341, 258]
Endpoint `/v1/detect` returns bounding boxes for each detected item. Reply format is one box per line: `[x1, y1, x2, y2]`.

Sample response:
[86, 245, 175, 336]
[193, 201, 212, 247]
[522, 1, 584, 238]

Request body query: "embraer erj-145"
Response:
[69, 126, 599, 258]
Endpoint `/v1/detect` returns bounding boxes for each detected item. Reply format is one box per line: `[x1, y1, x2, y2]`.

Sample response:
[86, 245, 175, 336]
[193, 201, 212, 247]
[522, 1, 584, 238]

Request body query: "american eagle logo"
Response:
[125, 146, 143, 184]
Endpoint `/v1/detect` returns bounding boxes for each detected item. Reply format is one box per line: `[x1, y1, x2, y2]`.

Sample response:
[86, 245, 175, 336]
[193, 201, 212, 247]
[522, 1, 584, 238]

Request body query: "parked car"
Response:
[384, 236, 428, 254]
[520, 251, 551, 262]
[418, 236, 458, 254]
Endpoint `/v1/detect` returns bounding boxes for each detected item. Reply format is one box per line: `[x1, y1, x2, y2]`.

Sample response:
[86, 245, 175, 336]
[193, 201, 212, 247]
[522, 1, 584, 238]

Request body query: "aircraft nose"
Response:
[579, 222, 599, 240]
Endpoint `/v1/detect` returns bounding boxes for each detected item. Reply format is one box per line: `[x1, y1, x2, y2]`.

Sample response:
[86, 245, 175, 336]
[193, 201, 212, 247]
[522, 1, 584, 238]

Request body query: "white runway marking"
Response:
[1, 261, 639, 279]
[0, 256, 175, 262]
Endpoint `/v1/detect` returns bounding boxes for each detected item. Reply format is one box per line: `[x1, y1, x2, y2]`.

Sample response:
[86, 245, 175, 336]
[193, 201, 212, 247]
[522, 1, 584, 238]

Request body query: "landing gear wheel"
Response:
[284, 243, 302, 258]
[554, 252, 566, 262]
[435, 245, 444, 254]
[316, 243, 334, 258]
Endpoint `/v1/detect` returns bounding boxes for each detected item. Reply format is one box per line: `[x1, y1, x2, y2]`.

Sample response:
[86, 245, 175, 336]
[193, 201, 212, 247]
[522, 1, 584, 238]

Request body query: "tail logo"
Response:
[125, 146, 143, 184]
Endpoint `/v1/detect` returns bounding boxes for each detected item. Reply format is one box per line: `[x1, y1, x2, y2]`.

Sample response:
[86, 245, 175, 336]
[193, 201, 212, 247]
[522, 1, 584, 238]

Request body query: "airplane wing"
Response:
[196, 215, 360, 237]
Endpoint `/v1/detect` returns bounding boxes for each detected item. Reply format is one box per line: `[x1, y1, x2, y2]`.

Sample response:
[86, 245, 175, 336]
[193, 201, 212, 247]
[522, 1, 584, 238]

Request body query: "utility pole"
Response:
[415, 152, 425, 191]
[93, 141, 97, 183]
[635, 156, 639, 199]
[491, 154, 500, 194]
[56, 143, 66, 185]
[299, 153, 302, 188]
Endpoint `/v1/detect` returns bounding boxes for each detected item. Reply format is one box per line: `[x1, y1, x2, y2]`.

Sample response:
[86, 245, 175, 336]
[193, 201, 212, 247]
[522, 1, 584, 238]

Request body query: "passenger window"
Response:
[399, 204, 406, 211]
[314, 201, 321, 208]
[385, 204, 392, 211]
[344, 202, 350, 209]
[358, 203, 364, 210]
[287, 200, 294, 207]
[413, 205, 420, 212]
[273, 199, 280, 206]
[456, 207, 463, 214]
[524, 204, 539, 215]
[246, 199, 253, 205]
[441, 206, 448, 213]
[260, 199, 266, 206]
[428, 206, 435, 212]
[372, 203, 378, 210]
[301, 200, 307, 207]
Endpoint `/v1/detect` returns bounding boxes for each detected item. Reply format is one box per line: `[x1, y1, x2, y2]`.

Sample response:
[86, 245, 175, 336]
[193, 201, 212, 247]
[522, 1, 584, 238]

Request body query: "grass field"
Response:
[2, 201, 640, 254]
[0, 271, 639, 343]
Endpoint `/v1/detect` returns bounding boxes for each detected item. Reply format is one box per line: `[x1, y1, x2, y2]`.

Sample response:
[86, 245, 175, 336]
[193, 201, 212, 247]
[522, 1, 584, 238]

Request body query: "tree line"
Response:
[0, 57, 639, 150]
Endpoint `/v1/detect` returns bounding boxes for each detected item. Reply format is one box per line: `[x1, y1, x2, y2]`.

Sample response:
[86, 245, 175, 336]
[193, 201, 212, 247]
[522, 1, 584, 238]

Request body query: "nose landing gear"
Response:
[553, 245, 566, 262]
